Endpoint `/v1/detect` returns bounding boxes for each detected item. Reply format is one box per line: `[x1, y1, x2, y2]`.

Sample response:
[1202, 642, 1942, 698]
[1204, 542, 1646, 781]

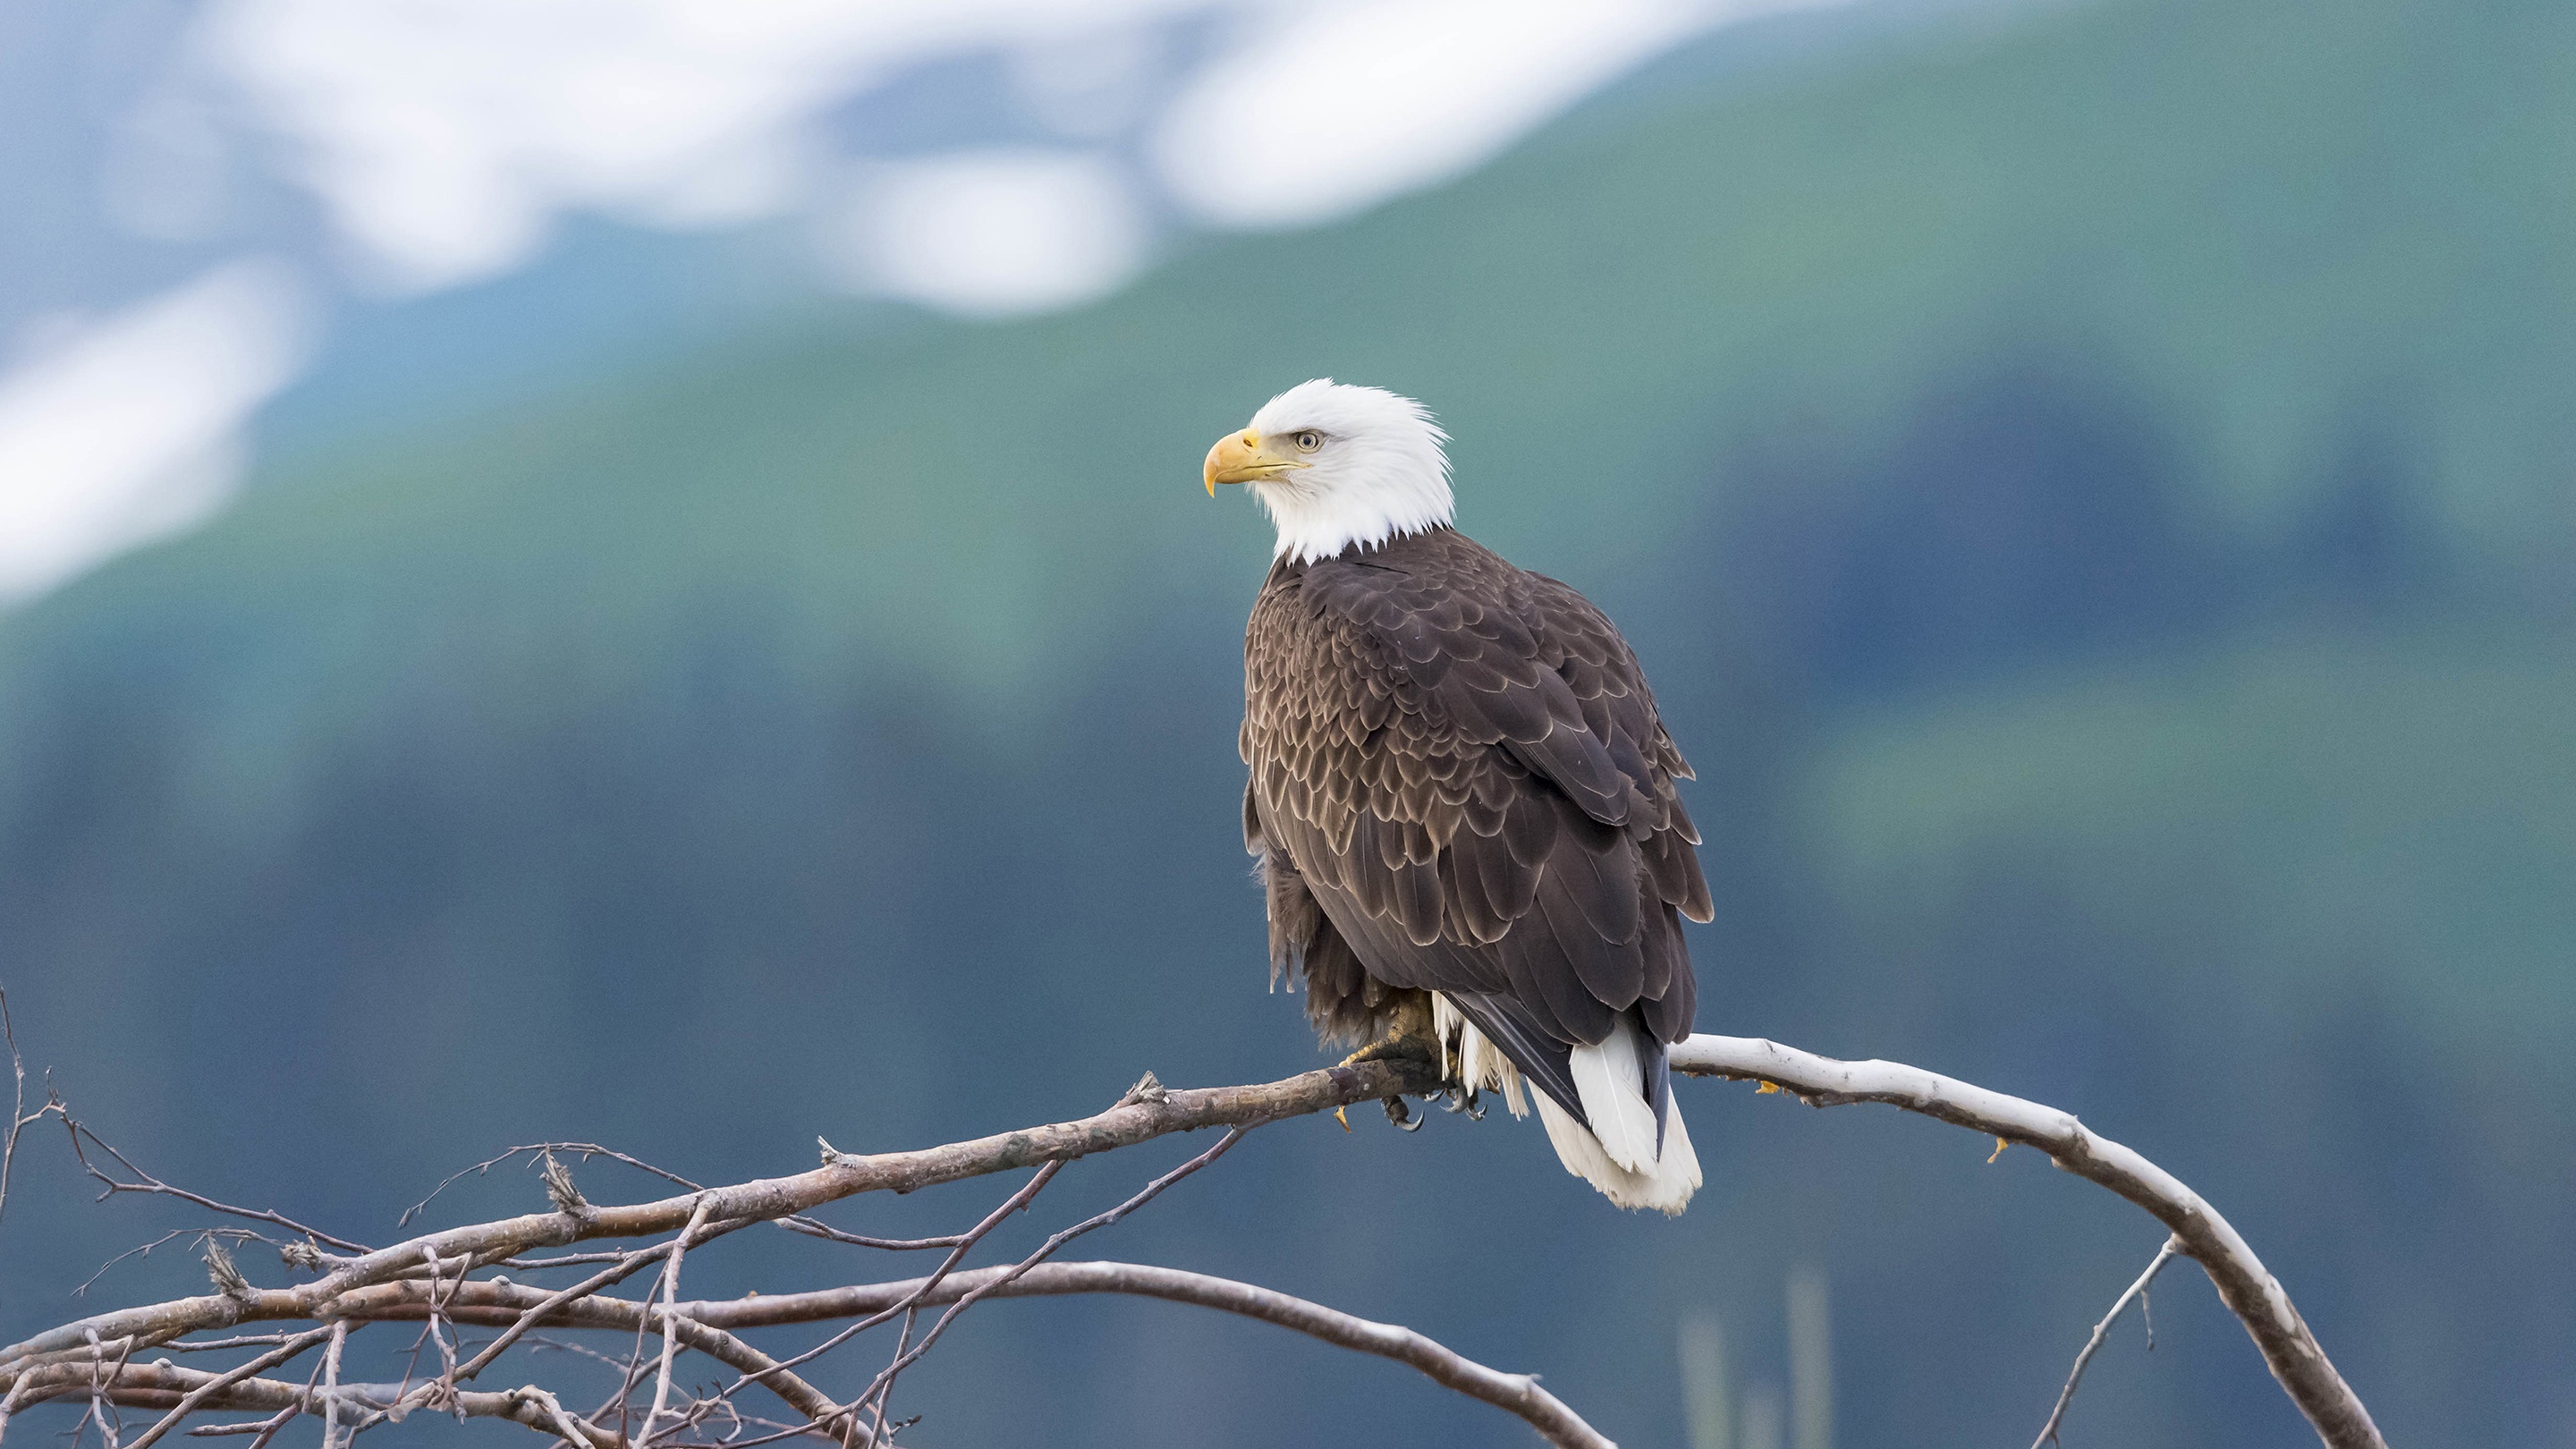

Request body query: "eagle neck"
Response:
[1255, 472, 1453, 566]
[1279, 527, 1450, 580]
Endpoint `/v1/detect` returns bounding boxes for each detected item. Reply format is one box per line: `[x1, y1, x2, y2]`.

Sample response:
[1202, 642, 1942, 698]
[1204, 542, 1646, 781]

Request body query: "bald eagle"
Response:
[1207, 379, 1712, 1213]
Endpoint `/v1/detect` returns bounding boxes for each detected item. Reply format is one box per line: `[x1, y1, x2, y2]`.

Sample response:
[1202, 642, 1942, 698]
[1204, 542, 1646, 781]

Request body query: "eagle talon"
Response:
[1442, 1084, 1485, 1121]
[1385, 1097, 1421, 1131]
[1334, 1106, 1351, 1132]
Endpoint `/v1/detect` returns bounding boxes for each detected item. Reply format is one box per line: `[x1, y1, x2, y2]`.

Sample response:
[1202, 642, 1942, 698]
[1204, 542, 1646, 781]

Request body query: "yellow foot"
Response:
[1335, 1035, 1436, 1134]
[1339, 1034, 1436, 1069]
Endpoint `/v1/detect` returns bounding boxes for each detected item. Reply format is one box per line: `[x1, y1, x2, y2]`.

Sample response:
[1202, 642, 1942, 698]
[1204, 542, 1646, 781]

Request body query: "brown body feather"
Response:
[1241, 526, 1713, 1131]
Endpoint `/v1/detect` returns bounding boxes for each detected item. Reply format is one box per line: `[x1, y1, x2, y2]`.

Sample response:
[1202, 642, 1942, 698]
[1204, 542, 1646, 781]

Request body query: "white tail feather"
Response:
[1570, 1022, 1658, 1173]
[1430, 994, 1701, 1215]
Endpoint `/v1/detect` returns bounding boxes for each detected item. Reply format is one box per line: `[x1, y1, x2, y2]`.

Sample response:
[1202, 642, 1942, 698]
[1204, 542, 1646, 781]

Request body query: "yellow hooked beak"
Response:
[1203, 429, 1311, 496]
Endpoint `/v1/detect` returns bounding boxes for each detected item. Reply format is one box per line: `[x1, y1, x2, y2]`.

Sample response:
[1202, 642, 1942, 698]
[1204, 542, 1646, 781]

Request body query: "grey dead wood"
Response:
[2, 1038, 2386, 1449]
[5, 1262, 1604, 1449]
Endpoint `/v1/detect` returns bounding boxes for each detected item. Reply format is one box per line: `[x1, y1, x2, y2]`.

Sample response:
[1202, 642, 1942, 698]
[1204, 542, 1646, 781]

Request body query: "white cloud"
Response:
[0, 259, 311, 604]
[173, 0, 1861, 310]
[190, 0, 1838, 301]
[1155, 0, 1847, 229]
[199, 0, 1214, 293]
[823, 149, 1148, 318]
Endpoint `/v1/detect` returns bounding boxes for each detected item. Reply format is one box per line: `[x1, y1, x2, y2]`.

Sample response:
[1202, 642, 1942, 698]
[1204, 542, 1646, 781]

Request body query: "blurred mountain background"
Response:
[4, 0, 2572, 1445]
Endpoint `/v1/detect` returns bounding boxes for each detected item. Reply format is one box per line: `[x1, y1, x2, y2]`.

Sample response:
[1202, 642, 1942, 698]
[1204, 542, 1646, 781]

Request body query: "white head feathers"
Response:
[1239, 379, 1453, 564]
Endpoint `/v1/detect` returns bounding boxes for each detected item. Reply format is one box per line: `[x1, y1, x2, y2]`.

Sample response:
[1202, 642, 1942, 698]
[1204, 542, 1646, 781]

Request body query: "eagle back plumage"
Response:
[1241, 525, 1713, 1127]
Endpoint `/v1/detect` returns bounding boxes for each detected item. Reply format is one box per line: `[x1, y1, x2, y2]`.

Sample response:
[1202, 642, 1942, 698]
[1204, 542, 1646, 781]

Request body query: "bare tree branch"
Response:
[0, 1056, 1437, 1370]
[1668, 1033, 2385, 1449]
[0, 1037, 2386, 1449]
[9, 1259, 1605, 1449]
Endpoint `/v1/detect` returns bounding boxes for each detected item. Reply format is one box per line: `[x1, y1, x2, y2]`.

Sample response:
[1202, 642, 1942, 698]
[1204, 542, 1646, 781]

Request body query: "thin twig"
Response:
[0, 987, 55, 1232]
[2030, 1237, 2182, 1449]
[521, 1337, 636, 1375]
[402, 1146, 703, 1230]
[60, 1120, 368, 1255]
[851, 1126, 1250, 1429]
[597, 1285, 661, 1436]
[772, 1220, 968, 1252]
[597, 1275, 662, 1438]
[718, 1164, 1063, 1405]
[78, 1232, 270, 1302]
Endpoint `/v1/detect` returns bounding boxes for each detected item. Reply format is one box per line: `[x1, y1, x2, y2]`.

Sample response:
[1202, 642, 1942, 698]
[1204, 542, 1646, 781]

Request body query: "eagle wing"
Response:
[1241, 529, 1711, 1122]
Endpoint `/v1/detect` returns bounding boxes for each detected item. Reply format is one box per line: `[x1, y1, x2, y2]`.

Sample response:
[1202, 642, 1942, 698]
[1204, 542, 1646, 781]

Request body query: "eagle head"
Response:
[1205, 379, 1453, 564]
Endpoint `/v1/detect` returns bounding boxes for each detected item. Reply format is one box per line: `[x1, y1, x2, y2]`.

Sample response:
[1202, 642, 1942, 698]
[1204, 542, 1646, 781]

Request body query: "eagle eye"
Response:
[1292, 430, 1324, 452]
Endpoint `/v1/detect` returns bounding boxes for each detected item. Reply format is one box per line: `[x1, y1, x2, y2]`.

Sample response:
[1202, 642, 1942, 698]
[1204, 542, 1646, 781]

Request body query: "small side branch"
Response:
[0, 987, 64, 1232]
[1668, 1034, 2384, 1449]
[2031, 1237, 2181, 1448]
[62, 1119, 369, 1256]
[845, 1124, 1252, 1435]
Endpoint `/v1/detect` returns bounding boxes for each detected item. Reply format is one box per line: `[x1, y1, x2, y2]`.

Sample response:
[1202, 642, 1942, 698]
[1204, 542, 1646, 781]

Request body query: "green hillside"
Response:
[1809, 623, 2576, 1051]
